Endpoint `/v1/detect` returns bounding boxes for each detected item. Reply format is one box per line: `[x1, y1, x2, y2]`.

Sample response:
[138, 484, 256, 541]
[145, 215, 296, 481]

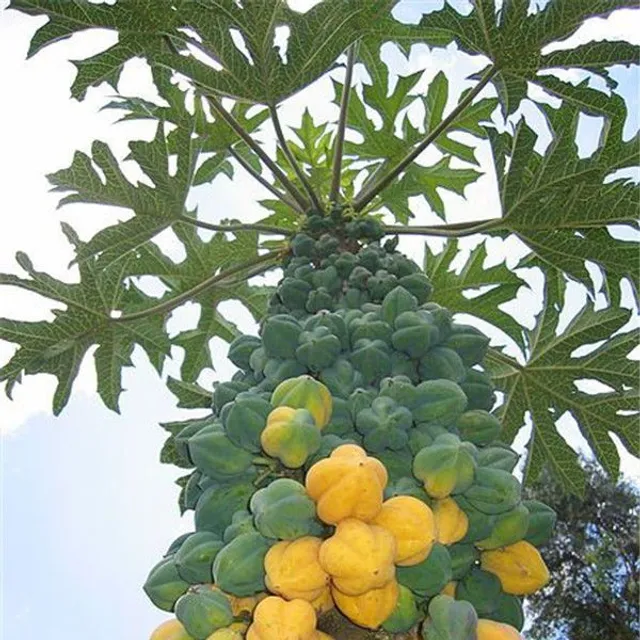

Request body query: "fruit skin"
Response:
[448, 543, 480, 580]
[418, 347, 466, 383]
[149, 619, 192, 640]
[476, 447, 518, 473]
[522, 499, 557, 546]
[264, 537, 330, 601]
[413, 434, 477, 499]
[481, 540, 550, 595]
[463, 468, 521, 515]
[421, 594, 478, 640]
[372, 495, 437, 566]
[249, 478, 323, 540]
[476, 619, 522, 639]
[455, 410, 502, 447]
[246, 596, 318, 640]
[260, 407, 322, 469]
[261, 314, 303, 358]
[391, 310, 440, 359]
[223, 510, 255, 543]
[175, 586, 234, 640]
[319, 518, 396, 596]
[396, 543, 452, 598]
[455, 568, 502, 617]
[319, 358, 364, 399]
[194, 483, 255, 537]
[213, 381, 252, 413]
[350, 338, 392, 383]
[443, 324, 490, 366]
[212, 532, 271, 597]
[305, 444, 387, 524]
[331, 579, 399, 630]
[227, 335, 262, 370]
[271, 375, 333, 428]
[475, 504, 530, 550]
[189, 427, 254, 482]
[434, 498, 469, 545]
[486, 593, 524, 632]
[222, 392, 272, 453]
[355, 396, 413, 453]
[296, 327, 342, 371]
[144, 557, 190, 612]
[382, 286, 418, 325]
[455, 495, 497, 544]
[381, 584, 420, 633]
[412, 380, 468, 426]
[459, 369, 495, 411]
[174, 532, 224, 584]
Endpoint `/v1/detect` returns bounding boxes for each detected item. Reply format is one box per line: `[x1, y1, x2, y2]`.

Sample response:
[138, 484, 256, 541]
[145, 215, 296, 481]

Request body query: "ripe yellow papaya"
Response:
[477, 618, 522, 639]
[310, 586, 334, 615]
[440, 581, 457, 597]
[481, 541, 550, 595]
[372, 495, 437, 566]
[319, 518, 396, 595]
[305, 444, 387, 524]
[246, 596, 318, 640]
[331, 580, 399, 630]
[433, 497, 469, 545]
[271, 375, 333, 428]
[150, 619, 191, 640]
[265, 537, 330, 601]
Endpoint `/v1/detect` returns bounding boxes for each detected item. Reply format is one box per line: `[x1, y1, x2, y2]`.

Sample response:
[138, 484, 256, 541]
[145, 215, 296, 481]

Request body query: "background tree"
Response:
[525, 463, 639, 640]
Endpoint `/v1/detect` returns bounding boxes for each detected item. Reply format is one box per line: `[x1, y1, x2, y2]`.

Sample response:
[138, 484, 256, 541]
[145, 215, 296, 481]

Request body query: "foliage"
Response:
[2, 0, 638, 498]
[524, 463, 639, 640]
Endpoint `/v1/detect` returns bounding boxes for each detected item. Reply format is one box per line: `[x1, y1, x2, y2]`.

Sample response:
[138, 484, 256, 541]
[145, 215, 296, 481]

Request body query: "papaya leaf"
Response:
[424, 240, 526, 348]
[485, 275, 639, 495]
[487, 99, 639, 304]
[394, 0, 639, 117]
[10, 0, 395, 104]
[0, 225, 170, 414]
[166, 377, 213, 410]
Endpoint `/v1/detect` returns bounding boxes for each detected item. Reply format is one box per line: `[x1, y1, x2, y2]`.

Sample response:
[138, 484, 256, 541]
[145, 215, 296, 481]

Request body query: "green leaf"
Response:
[487, 99, 639, 303]
[485, 276, 639, 495]
[0, 225, 170, 414]
[166, 377, 212, 409]
[424, 240, 526, 348]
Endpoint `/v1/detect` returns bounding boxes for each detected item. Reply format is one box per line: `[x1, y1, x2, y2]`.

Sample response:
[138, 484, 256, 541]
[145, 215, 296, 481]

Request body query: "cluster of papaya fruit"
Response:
[145, 227, 556, 639]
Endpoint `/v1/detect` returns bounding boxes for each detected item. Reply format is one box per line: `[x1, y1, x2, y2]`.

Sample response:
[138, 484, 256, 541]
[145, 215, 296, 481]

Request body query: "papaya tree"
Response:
[2, 1, 638, 639]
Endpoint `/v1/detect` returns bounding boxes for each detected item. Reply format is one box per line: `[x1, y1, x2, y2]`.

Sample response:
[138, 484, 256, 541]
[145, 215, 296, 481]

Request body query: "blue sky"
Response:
[1, 2, 638, 639]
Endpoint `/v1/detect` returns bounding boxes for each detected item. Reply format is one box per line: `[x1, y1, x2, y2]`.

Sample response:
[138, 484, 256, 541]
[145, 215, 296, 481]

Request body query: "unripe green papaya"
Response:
[409, 423, 449, 455]
[443, 324, 490, 366]
[296, 326, 342, 371]
[421, 302, 453, 338]
[260, 358, 307, 391]
[355, 396, 413, 452]
[306, 286, 334, 313]
[367, 269, 399, 300]
[397, 543, 452, 597]
[249, 478, 323, 539]
[455, 410, 502, 446]
[413, 434, 477, 499]
[222, 392, 271, 453]
[189, 427, 254, 481]
[165, 533, 193, 558]
[319, 358, 365, 399]
[212, 531, 271, 596]
[390, 351, 420, 382]
[455, 567, 502, 616]
[387, 253, 421, 278]
[194, 483, 255, 536]
[322, 397, 356, 438]
[348, 388, 377, 420]
[384, 477, 431, 504]
[392, 310, 440, 359]
[350, 318, 393, 347]
[398, 273, 432, 304]
[175, 532, 224, 584]
[249, 347, 268, 379]
[212, 381, 250, 413]
[174, 419, 211, 466]
[475, 503, 530, 550]
[419, 347, 466, 383]
[311, 264, 341, 293]
[382, 584, 420, 633]
[304, 434, 359, 470]
[413, 380, 468, 426]
[315, 233, 341, 258]
[449, 543, 480, 580]
[486, 593, 525, 631]
[459, 368, 495, 411]
[290, 233, 316, 258]
[455, 495, 497, 544]
[341, 286, 370, 309]
[304, 311, 349, 349]
[463, 468, 521, 515]
[421, 594, 477, 640]
[144, 556, 190, 612]
[348, 265, 373, 290]
[334, 251, 358, 278]
[227, 335, 262, 370]
[379, 375, 420, 410]
[261, 314, 302, 358]
[376, 447, 415, 483]
[382, 286, 419, 326]
[175, 586, 234, 640]
[523, 499, 557, 546]
[350, 338, 392, 383]
[477, 446, 519, 472]
[223, 510, 255, 543]
[271, 375, 333, 428]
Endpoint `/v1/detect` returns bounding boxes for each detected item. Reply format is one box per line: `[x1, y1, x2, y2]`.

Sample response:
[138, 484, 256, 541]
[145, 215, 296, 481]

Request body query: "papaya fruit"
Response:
[331, 579, 399, 630]
[390, 351, 420, 382]
[459, 368, 495, 411]
[305, 444, 387, 524]
[260, 358, 307, 392]
[421, 594, 477, 640]
[375, 447, 414, 483]
[378, 375, 420, 409]
[440, 581, 457, 598]
[221, 391, 271, 453]
[246, 596, 318, 640]
[174, 532, 224, 584]
[290, 233, 316, 258]
[347, 388, 376, 421]
[349, 316, 393, 346]
[260, 407, 322, 469]
[319, 358, 364, 399]
[475, 504, 530, 550]
[261, 314, 303, 358]
[175, 586, 234, 640]
[476, 446, 519, 473]
[454, 495, 497, 544]
[418, 347, 466, 383]
[264, 536, 330, 601]
[455, 567, 502, 616]
[349, 338, 392, 383]
[485, 593, 524, 632]
[412, 380, 468, 426]
[182, 472, 204, 512]
[397, 273, 432, 304]
[455, 410, 502, 446]
[227, 334, 262, 370]
[384, 476, 431, 504]
[303, 434, 359, 469]
[396, 543, 452, 597]
[310, 586, 334, 616]
[250, 478, 323, 539]
[194, 482, 254, 537]
[174, 419, 210, 467]
[434, 497, 469, 545]
[271, 375, 333, 428]
[522, 499, 557, 546]
[476, 619, 522, 639]
[212, 532, 271, 596]
[382, 286, 418, 325]
[143, 557, 190, 612]
[212, 381, 251, 413]
[296, 326, 342, 371]
[481, 540, 550, 595]
[381, 583, 420, 633]
[321, 397, 356, 438]
[391, 310, 440, 359]
[189, 427, 254, 482]
[444, 324, 490, 366]
[319, 518, 396, 595]
[223, 509, 255, 543]
[372, 495, 437, 566]
[207, 628, 244, 640]
[278, 278, 312, 311]
[448, 543, 480, 580]
[149, 619, 192, 640]
[355, 396, 413, 452]
[409, 423, 449, 455]
[463, 468, 521, 515]
[304, 312, 349, 350]
[165, 532, 194, 558]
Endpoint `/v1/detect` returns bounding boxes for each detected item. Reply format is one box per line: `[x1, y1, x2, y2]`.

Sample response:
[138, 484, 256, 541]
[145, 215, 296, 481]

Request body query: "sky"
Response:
[0, 2, 639, 639]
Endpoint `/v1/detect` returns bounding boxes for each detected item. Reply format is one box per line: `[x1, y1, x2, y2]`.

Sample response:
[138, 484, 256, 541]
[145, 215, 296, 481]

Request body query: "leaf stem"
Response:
[206, 94, 309, 211]
[228, 147, 304, 214]
[268, 103, 322, 212]
[352, 65, 499, 212]
[113, 251, 282, 323]
[179, 213, 294, 236]
[383, 218, 501, 238]
[330, 43, 358, 204]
